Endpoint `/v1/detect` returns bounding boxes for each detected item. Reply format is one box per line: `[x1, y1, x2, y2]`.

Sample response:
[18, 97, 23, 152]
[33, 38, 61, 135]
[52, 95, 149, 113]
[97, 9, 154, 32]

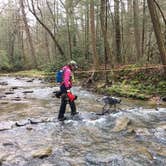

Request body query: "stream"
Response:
[0, 76, 166, 166]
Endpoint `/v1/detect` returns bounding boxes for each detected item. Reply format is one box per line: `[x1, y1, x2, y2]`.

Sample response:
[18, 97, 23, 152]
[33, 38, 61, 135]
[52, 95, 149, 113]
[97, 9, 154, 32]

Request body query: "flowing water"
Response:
[0, 76, 166, 166]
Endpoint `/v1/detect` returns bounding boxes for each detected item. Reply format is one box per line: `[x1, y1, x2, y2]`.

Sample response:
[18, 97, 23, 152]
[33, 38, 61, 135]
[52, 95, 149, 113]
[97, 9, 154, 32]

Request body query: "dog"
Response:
[96, 96, 121, 115]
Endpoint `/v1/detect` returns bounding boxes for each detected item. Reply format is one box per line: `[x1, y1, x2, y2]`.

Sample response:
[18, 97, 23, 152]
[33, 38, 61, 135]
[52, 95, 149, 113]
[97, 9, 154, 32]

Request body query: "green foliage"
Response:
[72, 47, 90, 70]
[12, 50, 24, 71]
[40, 57, 65, 73]
[95, 66, 166, 100]
[0, 50, 11, 71]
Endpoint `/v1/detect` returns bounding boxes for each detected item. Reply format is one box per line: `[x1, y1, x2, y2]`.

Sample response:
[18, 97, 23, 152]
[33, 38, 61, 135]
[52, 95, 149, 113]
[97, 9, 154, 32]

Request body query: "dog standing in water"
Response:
[96, 96, 121, 115]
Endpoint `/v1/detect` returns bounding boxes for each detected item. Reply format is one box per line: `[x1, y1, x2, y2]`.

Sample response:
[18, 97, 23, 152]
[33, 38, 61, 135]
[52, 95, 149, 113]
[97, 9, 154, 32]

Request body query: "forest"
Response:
[0, 0, 166, 99]
[0, 1, 166, 165]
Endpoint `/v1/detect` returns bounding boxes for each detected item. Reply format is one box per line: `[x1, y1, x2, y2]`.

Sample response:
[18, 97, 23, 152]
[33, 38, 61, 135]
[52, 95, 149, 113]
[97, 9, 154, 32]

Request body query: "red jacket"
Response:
[61, 65, 72, 89]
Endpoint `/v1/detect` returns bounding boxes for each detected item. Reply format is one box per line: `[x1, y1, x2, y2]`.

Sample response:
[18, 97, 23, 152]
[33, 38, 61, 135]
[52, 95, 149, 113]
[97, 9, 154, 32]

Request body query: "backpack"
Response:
[55, 69, 64, 83]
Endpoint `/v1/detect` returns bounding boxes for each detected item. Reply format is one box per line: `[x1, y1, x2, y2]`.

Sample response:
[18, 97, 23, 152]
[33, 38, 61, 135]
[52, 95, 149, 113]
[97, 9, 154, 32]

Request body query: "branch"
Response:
[154, 0, 166, 26]
[26, 0, 65, 58]
[46, 0, 59, 31]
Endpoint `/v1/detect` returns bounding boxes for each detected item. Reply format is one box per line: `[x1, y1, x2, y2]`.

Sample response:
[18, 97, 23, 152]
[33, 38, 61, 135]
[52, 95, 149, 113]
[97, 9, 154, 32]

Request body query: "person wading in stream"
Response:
[57, 60, 79, 121]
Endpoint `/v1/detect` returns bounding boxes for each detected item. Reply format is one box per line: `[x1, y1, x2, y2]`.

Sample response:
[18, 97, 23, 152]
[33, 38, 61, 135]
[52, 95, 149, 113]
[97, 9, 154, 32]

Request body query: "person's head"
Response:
[68, 60, 78, 71]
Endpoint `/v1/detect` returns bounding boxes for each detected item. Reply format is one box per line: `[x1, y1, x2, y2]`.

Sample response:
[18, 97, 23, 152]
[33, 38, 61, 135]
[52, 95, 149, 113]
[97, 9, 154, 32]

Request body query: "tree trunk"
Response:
[66, 10, 72, 60]
[147, 0, 166, 75]
[133, 0, 141, 61]
[28, 0, 66, 60]
[20, 0, 37, 68]
[90, 0, 99, 69]
[44, 31, 51, 63]
[84, 1, 90, 60]
[141, 0, 146, 56]
[100, 0, 112, 83]
[8, 31, 16, 66]
[114, 0, 121, 63]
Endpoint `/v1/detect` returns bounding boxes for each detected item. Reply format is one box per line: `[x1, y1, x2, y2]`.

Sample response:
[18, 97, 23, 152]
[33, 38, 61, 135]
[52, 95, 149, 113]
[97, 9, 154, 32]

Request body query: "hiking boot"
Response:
[58, 116, 67, 121]
[71, 112, 79, 116]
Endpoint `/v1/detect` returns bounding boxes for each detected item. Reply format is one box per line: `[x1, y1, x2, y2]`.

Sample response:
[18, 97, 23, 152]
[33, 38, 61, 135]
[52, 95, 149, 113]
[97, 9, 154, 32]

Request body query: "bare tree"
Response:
[19, 0, 37, 68]
[147, 0, 166, 75]
[100, 0, 112, 82]
[26, 0, 66, 60]
[114, 0, 121, 63]
[90, 0, 99, 69]
[133, 0, 141, 61]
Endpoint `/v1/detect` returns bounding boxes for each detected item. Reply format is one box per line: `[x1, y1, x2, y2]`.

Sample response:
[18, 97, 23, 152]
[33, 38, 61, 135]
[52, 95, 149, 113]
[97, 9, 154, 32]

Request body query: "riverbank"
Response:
[0, 70, 45, 78]
[0, 76, 166, 166]
[76, 65, 166, 105]
[0, 66, 166, 103]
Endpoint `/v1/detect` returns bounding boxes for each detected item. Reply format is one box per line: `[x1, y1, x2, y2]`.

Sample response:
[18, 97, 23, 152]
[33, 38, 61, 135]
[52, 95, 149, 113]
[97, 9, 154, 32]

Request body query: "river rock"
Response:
[40, 164, 54, 166]
[0, 81, 8, 86]
[156, 147, 166, 157]
[0, 154, 7, 165]
[26, 79, 34, 82]
[5, 91, 14, 95]
[112, 116, 131, 132]
[0, 121, 14, 131]
[0, 101, 8, 104]
[15, 119, 30, 127]
[0, 95, 6, 99]
[12, 97, 21, 101]
[22, 90, 34, 94]
[85, 154, 125, 166]
[32, 147, 52, 159]
[10, 86, 18, 90]
[135, 128, 151, 136]
[137, 146, 153, 160]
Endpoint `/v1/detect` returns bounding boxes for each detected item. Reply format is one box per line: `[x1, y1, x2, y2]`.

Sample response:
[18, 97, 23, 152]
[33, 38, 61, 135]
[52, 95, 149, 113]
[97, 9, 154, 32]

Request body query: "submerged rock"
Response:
[15, 119, 30, 127]
[0, 121, 14, 131]
[0, 95, 6, 99]
[5, 91, 14, 95]
[135, 128, 151, 136]
[11, 97, 21, 101]
[22, 90, 34, 94]
[85, 154, 125, 166]
[0, 81, 8, 86]
[32, 147, 52, 159]
[137, 146, 153, 160]
[0, 154, 7, 165]
[112, 116, 131, 132]
[26, 79, 34, 82]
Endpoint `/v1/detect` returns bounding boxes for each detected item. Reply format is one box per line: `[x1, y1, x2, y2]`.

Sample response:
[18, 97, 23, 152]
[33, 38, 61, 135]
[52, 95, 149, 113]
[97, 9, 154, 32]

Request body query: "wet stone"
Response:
[0, 81, 8, 86]
[5, 91, 14, 95]
[10, 86, 18, 90]
[3, 142, 14, 146]
[12, 97, 21, 101]
[0, 101, 8, 104]
[26, 79, 34, 82]
[15, 119, 30, 127]
[0, 95, 6, 99]
[32, 147, 52, 159]
[22, 90, 34, 94]
[112, 116, 131, 132]
[85, 154, 125, 166]
[0, 121, 14, 131]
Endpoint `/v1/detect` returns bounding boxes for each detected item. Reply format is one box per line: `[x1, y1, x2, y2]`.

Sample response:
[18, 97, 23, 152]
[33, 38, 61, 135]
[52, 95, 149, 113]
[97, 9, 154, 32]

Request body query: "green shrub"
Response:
[0, 50, 11, 71]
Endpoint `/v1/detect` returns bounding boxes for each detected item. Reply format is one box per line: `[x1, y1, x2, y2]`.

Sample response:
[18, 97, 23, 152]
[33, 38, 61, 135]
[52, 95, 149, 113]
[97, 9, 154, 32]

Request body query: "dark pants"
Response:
[58, 85, 76, 119]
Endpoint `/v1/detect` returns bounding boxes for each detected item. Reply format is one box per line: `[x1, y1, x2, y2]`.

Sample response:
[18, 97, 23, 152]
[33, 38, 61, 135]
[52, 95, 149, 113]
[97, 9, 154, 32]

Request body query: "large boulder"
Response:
[112, 116, 131, 132]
